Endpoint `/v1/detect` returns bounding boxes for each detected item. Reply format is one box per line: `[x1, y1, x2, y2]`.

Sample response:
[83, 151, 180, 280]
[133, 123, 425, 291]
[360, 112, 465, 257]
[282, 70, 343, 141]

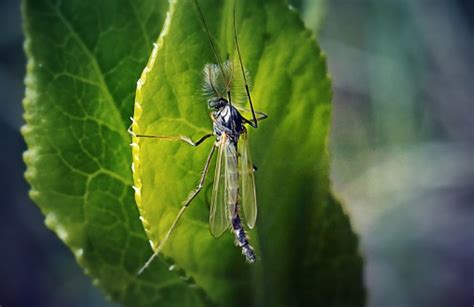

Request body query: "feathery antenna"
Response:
[192, 0, 227, 86]
[193, 0, 234, 106]
[233, 0, 258, 127]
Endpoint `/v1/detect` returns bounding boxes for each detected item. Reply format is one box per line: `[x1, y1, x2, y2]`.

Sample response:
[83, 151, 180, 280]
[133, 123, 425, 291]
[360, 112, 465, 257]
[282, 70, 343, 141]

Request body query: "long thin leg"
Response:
[135, 133, 213, 147]
[249, 111, 268, 122]
[128, 120, 213, 147]
[236, 108, 268, 128]
[233, 105, 268, 122]
[137, 144, 216, 275]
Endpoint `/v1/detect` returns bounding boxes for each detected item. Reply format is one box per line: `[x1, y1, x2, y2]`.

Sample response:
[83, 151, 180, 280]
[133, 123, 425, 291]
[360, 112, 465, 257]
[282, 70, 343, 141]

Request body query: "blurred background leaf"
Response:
[292, 0, 474, 306]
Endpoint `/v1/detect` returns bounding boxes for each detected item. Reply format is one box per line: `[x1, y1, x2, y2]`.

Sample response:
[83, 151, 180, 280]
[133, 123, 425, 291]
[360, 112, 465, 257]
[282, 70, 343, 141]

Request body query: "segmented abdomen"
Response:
[226, 143, 256, 263]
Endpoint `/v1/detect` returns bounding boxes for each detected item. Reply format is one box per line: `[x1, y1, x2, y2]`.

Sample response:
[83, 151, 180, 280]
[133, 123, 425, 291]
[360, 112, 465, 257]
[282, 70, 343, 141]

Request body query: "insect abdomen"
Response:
[226, 143, 256, 263]
[231, 214, 256, 263]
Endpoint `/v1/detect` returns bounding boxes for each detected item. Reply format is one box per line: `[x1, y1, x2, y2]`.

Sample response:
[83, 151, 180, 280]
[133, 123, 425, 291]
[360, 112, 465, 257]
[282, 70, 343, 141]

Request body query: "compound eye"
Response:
[208, 98, 218, 109]
[208, 98, 227, 110]
[218, 98, 227, 107]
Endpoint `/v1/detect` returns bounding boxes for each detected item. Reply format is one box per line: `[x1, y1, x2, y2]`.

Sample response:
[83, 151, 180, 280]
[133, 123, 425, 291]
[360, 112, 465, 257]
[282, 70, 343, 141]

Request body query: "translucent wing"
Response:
[209, 134, 230, 237]
[239, 129, 257, 228]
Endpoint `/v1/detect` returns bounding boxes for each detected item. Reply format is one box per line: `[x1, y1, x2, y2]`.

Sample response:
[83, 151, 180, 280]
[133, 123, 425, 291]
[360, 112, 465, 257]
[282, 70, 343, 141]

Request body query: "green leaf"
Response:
[22, 0, 211, 306]
[22, 0, 365, 305]
[132, 0, 365, 307]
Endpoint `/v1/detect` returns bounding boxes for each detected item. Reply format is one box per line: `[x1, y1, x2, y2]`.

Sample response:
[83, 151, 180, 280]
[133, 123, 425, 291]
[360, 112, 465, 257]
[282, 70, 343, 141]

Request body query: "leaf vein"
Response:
[47, 0, 128, 141]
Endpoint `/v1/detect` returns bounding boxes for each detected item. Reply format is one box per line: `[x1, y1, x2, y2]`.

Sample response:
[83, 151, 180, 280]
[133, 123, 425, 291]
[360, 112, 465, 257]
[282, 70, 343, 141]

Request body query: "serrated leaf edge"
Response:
[131, 0, 175, 261]
[20, 4, 116, 301]
[130, 0, 213, 302]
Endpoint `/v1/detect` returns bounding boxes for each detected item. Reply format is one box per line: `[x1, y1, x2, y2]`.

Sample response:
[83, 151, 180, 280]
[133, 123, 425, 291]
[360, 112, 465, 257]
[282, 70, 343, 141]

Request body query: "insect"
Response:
[132, 0, 268, 275]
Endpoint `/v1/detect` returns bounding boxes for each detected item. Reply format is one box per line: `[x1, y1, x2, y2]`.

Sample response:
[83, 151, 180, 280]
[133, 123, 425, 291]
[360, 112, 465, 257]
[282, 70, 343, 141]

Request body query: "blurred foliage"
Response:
[316, 1, 474, 306]
[290, 0, 327, 34]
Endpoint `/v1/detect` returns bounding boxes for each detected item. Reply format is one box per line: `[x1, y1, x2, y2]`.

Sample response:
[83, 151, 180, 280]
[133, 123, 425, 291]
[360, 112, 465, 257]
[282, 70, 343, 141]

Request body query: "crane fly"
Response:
[131, 0, 268, 275]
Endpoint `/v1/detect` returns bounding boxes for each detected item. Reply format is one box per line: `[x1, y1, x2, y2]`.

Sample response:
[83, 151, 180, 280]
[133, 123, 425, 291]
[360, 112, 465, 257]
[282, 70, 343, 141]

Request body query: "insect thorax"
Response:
[212, 102, 245, 143]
